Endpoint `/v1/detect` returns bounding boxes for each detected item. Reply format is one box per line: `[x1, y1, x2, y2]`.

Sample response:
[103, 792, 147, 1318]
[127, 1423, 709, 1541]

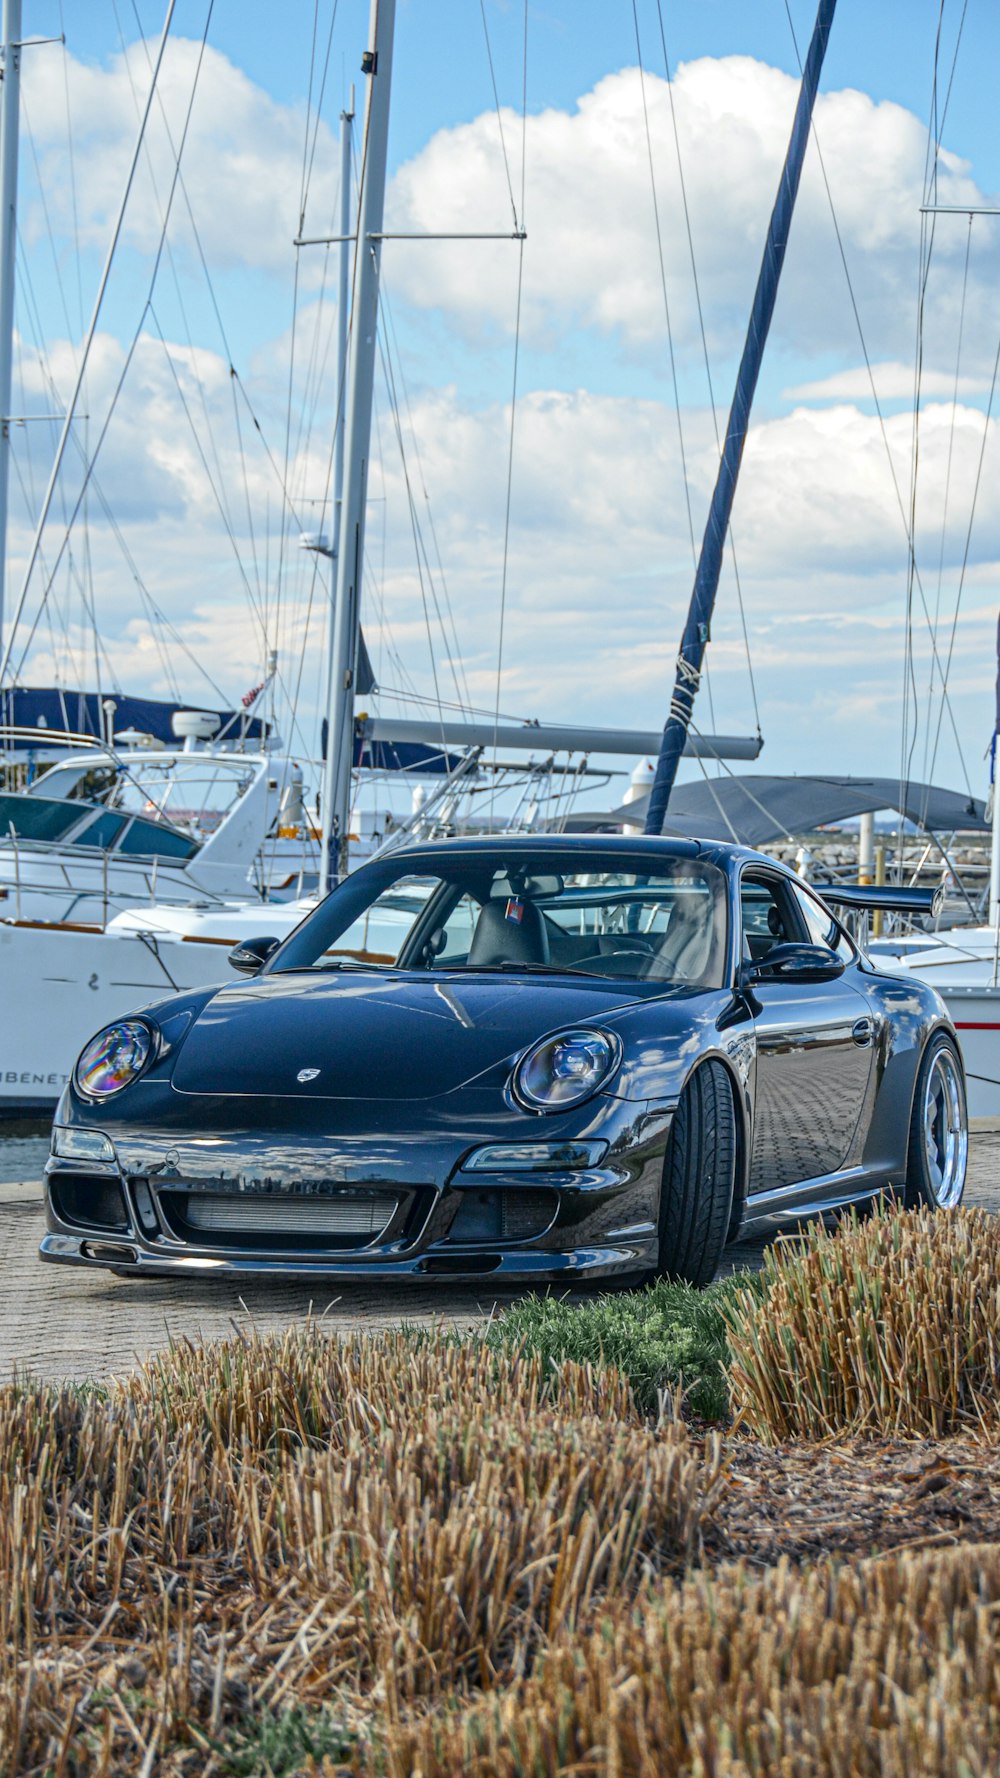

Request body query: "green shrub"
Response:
[484, 1270, 765, 1419]
[218, 1706, 354, 1774]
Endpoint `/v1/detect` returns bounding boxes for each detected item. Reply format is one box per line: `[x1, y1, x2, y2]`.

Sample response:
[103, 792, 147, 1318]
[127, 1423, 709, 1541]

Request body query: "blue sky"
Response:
[5, 1, 1000, 808]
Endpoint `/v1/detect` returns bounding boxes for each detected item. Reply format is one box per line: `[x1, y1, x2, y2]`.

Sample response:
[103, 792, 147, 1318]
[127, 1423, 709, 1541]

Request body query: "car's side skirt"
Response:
[739, 1163, 901, 1235]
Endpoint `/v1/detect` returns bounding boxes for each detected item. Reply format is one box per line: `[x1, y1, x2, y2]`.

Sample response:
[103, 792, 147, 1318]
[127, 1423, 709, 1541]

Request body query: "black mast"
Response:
[644, 0, 837, 835]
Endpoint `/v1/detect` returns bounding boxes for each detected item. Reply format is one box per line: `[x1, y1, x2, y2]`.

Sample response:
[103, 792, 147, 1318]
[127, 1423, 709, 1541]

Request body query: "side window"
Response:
[740, 877, 794, 961]
[116, 819, 197, 860]
[70, 811, 126, 850]
[788, 882, 855, 963]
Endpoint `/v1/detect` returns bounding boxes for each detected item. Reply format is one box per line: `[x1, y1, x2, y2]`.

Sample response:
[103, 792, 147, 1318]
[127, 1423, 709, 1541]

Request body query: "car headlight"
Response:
[74, 1020, 156, 1099]
[512, 1027, 621, 1113]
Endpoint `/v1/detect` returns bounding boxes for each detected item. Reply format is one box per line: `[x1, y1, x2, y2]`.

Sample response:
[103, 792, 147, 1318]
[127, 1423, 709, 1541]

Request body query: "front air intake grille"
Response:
[445, 1188, 556, 1246]
[163, 1188, 398, 1248]
[51, 1175, 130, 1232]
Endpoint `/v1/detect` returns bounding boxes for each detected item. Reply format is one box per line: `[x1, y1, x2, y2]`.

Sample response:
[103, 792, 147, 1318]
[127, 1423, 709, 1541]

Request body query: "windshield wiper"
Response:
[288, 960, 401, 973]
[440, 961, 609, 978]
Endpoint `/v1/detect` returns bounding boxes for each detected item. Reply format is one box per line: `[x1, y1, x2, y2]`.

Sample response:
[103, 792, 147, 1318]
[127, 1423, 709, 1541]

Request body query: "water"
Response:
[0, 1119, 51, 1187]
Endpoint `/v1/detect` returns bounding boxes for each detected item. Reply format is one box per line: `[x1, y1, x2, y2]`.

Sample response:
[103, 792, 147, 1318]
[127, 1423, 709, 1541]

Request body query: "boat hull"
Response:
[0, 906, 308, 1114]
[936, 984, 1000, 1119]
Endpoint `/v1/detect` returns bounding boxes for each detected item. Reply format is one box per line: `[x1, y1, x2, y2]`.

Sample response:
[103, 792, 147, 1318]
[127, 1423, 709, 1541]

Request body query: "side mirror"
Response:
[228, 935, 280, 975]
[739, 941, 845, 987]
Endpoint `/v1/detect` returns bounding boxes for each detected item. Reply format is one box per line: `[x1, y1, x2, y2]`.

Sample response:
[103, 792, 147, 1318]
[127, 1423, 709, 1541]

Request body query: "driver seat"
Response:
[467, 897, 550, 968]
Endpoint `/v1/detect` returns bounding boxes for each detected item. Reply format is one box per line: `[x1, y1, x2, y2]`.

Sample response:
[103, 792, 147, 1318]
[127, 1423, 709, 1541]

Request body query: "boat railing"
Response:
[0, 725, 121, 760]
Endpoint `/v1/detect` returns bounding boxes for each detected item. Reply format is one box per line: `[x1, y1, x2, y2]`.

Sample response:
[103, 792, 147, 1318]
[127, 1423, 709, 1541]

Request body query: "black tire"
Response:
[903, 1032, 968, 1212]
[656, 1060, 737, 1285]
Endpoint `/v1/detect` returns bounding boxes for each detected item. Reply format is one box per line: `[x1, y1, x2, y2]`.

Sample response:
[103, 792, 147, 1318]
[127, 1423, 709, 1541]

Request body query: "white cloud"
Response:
[785, 362, 992, 402]
[387, 57, 999, 376]
[20, 36, 340, 280]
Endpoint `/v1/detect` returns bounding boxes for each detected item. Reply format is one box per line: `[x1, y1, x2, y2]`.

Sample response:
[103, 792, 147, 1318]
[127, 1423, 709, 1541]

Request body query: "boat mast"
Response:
[643, 0, 837, 836]
[0, 0, 21, 666]
[982, 615, 989, 931]
[991, 613, 1000, 932]
[318, 88, 355, 898]
[324, 0, 395, 888]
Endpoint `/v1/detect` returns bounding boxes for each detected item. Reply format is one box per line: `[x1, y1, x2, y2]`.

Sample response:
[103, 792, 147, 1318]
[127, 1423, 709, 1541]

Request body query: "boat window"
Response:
[115, 818, 199, 861]
[30, 755, 257, 842]
[70, 811, 127, 850]
[271, 851, 729, 988]
[0, 793, 91, 844]
[29, 764, 116, 803]
[106, 758, 254, 836]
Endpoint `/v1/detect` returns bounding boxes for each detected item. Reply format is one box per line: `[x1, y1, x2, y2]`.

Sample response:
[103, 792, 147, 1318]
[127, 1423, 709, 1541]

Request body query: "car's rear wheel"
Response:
[904, 1033, 967, 1211]
[656, 1059, 736, 1285]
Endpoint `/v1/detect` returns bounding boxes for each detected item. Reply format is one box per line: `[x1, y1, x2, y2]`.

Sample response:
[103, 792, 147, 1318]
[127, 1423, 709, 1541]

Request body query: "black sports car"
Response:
[41, 835, 968, 1285]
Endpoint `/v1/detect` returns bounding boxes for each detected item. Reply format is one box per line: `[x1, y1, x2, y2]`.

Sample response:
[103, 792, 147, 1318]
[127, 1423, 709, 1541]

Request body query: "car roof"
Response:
[379, 833, 760, 868]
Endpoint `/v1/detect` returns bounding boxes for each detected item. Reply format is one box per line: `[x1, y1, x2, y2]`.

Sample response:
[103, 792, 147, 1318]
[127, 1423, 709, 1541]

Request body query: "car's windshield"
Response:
[271, 850, 728, 987]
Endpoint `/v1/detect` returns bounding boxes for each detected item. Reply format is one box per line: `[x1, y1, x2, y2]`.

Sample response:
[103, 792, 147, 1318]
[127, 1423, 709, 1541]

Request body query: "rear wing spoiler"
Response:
[814, 882, 941, 918]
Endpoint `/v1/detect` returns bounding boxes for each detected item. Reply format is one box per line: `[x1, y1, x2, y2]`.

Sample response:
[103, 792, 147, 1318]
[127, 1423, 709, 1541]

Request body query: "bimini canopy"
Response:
[608, 774, 987, 846]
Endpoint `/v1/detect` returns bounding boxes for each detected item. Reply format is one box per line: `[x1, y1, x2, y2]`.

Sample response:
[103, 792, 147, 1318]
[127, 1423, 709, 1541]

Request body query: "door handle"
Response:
[852, 1016, 874, 1046]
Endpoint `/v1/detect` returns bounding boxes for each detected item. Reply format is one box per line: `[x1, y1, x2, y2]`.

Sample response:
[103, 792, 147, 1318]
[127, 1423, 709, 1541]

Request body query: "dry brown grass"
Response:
[6, 1213, 1000, 1777]
[388, 1542, 1000, 1777]
[725, 1205, 1000, 1442]
[0, 1326, 721, 1774]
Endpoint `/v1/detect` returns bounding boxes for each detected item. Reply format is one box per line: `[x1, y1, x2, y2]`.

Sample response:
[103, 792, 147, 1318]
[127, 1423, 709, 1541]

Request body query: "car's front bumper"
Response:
[40, 1097, 672, 1283]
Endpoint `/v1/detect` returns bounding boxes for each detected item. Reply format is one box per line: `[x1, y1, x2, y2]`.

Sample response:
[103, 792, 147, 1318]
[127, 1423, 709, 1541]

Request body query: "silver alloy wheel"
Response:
[922, 1045, 967, 1208]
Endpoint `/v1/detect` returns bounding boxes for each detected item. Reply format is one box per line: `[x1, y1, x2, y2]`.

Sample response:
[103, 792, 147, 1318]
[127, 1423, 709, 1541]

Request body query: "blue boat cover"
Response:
[0, 686, 268, 747]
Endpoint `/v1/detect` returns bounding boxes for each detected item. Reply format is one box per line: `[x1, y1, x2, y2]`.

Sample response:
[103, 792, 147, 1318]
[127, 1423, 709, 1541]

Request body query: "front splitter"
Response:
[39, 1229, 657, 1283]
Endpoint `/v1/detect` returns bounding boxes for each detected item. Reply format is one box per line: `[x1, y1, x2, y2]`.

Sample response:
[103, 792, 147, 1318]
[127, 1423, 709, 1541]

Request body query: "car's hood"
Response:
[169, 969, 660, 1100]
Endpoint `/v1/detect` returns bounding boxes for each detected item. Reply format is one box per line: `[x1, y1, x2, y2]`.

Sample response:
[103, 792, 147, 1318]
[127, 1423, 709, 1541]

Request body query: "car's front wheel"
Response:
[656, 1060, 736, 1285]
[903, 1032, 968, 1211]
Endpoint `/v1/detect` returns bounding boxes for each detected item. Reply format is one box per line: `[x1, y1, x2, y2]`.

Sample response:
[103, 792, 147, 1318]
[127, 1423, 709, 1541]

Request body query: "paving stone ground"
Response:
[1, 1132, 997, 1384]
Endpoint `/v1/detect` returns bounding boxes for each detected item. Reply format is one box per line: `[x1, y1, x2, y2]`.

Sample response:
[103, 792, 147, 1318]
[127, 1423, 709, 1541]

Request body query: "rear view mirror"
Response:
[740, 941, 845, 987]
[228, 935, 280, 975]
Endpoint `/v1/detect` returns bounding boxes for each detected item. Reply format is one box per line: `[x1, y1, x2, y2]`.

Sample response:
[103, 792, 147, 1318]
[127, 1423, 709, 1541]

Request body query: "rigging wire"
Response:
[630, 0, 697, 570]
[654, 0, 761, 738]
[299, 0, 341, 237]
[119, 4, 245, 563]
[925, 291, 1000, 794]
[902, 0, 972, 849]
[376, 328, 446, 741]
[378, 281, 475, 714]
[912, 1, 973, 820]
[920, 210, 972, 789]
[489, 0, 528, 826]
[479, 0, 520, 232]
[40, 0, 338, 752]
[3, 0, 210, 684]
[631, 0, 719, 741]
[780, 0, 973, 816]
[15, 290, 226, 706]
